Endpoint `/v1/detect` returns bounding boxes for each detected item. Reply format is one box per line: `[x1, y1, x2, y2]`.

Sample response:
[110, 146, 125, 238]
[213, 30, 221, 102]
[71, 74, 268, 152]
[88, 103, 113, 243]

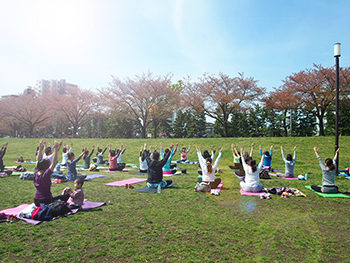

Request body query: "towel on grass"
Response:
[84, 174, 108, 180]
[0, 200, 106, 225]
[104, 178, 147, 186]
[304, 186, 350, 198]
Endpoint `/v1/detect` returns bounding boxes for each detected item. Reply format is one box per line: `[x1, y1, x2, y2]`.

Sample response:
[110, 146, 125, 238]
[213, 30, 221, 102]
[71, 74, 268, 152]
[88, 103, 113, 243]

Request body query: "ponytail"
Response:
[248, 159, 257, 173]
[206, 157, 213, 173]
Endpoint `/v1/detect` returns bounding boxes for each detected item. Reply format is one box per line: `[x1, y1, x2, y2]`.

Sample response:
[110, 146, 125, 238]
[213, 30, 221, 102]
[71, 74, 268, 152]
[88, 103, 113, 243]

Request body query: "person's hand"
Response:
[160, 143, 163, 149]
[144, 143, 147, 149]
[281, 146, 284, 151]
[176, 142, 179, 147]
[294, 146, 297, 151]
[71, 143, 73, 147]
[314, 147, 319, 154]
[241, 147, 244, 154]
[211, 145, 213, 150]
[336, 148, 340, 154]
[92, 145, 95, 149]
[196, 146, 201, 152]
[219, 148, 223, 152]
[252, 142, 255, 147]
[259, 145, 262, 149]
[170, 143, 174, 150]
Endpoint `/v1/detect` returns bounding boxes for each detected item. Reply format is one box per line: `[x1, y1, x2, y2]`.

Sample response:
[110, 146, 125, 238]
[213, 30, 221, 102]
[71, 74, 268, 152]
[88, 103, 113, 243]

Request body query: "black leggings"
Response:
[34, 194, 70, 207]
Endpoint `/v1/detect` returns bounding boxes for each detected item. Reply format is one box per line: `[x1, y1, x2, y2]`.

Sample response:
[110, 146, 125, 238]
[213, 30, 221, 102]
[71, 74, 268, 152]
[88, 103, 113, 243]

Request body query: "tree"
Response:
[50, 87, 99, 138]
[280, 65, 350, 136]
[102, 72, 179, 138]
[182, 72, 265, 137]
[0, 92, 53, 137]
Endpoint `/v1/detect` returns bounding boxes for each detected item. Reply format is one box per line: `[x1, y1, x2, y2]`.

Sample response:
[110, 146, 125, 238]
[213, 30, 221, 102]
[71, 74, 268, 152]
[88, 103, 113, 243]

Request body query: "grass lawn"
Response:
[1, 137, 350, 263]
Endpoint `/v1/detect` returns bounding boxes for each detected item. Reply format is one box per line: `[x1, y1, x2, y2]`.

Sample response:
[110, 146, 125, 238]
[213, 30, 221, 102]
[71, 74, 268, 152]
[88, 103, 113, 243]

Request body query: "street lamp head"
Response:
[334, 43, 341, 57]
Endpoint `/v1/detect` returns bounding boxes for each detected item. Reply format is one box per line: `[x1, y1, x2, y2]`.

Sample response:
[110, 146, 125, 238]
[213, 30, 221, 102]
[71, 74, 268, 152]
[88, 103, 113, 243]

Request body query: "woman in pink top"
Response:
[108, 144, 125, 171]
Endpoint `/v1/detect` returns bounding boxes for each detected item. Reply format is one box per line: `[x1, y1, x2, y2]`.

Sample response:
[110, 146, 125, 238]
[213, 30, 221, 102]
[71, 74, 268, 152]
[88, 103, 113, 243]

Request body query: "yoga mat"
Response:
[240, 188, 265, 196]
[270, 173, 298, 180]
[135, 185, 174, 193]
[104, 178, 147, 186]
[104, 168, 134, 172]
[304, 186, 350, 198]
[210, 182, 224, 194]
[85, 174, 108, 180]
[129, 172, 148, 176]
[234, 171, 245, 180]
[0, 201, 106, 225]
[126, 163, 137, 167]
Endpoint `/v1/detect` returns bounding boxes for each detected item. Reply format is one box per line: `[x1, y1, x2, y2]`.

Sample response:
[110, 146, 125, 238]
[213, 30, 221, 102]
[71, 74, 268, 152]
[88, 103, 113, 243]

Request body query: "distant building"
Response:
[35, 79, 78, 94]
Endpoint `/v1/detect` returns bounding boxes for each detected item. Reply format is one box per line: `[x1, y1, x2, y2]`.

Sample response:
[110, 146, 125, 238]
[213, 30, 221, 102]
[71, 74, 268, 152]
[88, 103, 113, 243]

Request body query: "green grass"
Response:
[1, 137, 350, 262]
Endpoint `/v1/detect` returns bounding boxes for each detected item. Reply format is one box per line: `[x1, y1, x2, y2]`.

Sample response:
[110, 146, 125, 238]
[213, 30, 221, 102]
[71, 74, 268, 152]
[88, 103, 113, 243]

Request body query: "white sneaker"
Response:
[157, 184, 162, 194]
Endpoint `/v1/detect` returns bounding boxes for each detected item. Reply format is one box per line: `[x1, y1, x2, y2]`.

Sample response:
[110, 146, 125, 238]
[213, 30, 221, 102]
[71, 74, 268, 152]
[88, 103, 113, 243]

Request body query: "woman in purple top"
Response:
[34, 140, 69, 207]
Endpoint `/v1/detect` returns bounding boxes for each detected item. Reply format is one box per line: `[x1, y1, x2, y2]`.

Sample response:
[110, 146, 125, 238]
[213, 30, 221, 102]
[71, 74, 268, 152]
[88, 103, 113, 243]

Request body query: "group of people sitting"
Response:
[4, 139, 344, 215]
[230, 143, 340, 194]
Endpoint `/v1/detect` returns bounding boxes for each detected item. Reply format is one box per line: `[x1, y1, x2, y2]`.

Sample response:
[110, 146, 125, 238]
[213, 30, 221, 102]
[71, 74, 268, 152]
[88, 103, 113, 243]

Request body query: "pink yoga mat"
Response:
[269, 173, 298, 180]
[104, 178, 147, 186]
[240, 188, 265, 196]
[210, 182, 224, 194]
[0, 204, 30, 216]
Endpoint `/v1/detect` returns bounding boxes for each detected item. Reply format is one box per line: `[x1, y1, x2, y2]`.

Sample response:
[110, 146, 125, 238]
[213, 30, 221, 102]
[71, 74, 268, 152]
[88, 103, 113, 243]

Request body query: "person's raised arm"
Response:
[49, 141, 62, 171]
[89, 145, 95, 158]
[270, 145, 273, 157]
[314, 147, 320, 157]
[250, 142, 255, 157]
[36, 140, 45, 163]
[334, 148, 339, 161]
[293, 146, 297, 161]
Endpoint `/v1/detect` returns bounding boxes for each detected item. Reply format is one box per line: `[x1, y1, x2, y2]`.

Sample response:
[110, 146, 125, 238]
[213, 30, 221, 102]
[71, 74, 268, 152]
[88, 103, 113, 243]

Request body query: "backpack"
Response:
[20, 172, 34, 180]
[195, 182, 211, 192]
[36, 204, 52, 221]
[89, 164, 99, 171]
[47, 199, 71, 217]
[259, 168, 271, 179]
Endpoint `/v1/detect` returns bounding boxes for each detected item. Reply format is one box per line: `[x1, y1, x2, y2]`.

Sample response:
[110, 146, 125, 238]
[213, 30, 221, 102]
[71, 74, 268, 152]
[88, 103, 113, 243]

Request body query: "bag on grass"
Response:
[47, 199, 71, 217]
[195, 182, 211, 192]
[259, 168, 271, 179]
[36, 204, 52, 221]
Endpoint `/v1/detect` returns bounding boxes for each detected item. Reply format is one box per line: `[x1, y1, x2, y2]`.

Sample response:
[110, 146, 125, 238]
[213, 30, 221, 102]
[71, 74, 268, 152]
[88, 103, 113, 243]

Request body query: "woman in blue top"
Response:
[259, 145, 273, 171]
[67, 147, 87, 181]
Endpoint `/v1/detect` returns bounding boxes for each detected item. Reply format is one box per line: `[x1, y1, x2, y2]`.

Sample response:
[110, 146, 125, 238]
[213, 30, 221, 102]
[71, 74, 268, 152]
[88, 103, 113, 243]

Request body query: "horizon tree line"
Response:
[0, 64, 349, 138]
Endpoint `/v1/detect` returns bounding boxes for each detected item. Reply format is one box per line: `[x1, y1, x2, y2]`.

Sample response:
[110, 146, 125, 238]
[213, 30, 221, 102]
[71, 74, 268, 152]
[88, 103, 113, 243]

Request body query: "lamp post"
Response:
[334, 43, 341, 175]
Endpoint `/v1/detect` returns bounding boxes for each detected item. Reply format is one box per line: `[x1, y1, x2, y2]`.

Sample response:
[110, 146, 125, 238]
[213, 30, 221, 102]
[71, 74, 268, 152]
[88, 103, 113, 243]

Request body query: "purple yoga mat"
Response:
[0, 200, 106, 225]
[240, 188, 265, 196]
[104, 177, 147, 186]
[269, 173, 298, 180]
[85, 174, 108, 180]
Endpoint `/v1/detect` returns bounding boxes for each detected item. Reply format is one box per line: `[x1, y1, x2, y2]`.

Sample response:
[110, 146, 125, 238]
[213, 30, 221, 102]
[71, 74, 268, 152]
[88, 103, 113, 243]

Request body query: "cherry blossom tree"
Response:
[182, 72, 265, 137]
[101, 72, 180, 138]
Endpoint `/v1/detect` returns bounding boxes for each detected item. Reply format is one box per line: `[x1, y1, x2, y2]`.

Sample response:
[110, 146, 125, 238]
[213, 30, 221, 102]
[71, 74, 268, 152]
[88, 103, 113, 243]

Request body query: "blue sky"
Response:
[0, 0, 349, 96]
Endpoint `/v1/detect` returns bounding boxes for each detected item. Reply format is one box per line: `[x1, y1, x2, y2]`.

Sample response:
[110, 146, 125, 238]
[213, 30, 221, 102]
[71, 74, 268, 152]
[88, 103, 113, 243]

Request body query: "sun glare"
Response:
[27, 0, 93, 51]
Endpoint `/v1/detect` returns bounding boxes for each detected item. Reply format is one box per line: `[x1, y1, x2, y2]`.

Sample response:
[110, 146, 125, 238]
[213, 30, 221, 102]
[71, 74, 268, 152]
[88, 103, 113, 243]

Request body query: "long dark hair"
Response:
[206, 157, 213, 173]
[248, 159, 257, 172]
[37, 159, 50, 171]
[286, 154, 292, 161]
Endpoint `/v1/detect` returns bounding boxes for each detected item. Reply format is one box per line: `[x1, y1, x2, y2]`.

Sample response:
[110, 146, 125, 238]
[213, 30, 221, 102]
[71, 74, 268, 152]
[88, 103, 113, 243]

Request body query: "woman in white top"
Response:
[196, 146, 223, 189]
[240, 147, 264, 192]
[139, 145, 148, 173]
